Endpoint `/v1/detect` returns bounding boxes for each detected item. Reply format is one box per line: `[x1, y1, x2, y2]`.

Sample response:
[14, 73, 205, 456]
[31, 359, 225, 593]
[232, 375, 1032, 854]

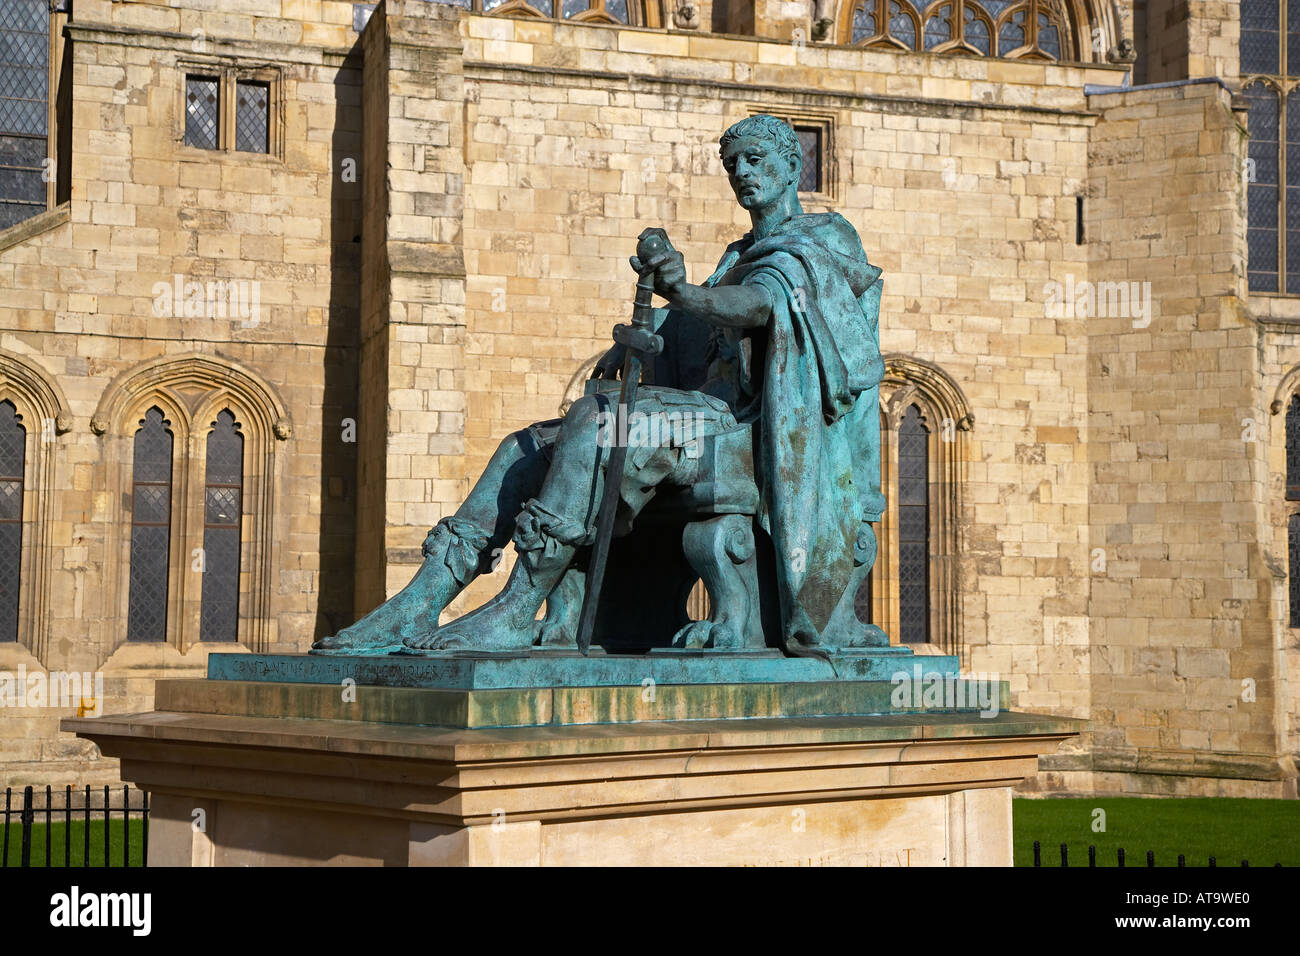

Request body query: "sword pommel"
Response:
[636, 227, 671, 264]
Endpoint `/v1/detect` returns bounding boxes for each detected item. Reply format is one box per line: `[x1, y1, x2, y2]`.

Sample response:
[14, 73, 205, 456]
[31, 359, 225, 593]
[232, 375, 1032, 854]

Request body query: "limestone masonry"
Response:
[0, 0, 1295, 798]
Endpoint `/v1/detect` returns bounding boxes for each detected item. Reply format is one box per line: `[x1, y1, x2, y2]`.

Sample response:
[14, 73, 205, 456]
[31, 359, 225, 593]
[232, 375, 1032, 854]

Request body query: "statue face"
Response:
[721, 134, 797, 211]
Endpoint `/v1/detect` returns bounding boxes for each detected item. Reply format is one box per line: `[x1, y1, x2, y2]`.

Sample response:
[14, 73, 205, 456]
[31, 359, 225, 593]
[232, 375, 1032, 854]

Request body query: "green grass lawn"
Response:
[5, 798, 1296, 867]
[1, 819, 146, 867]
[1014, 797, 1300, 867]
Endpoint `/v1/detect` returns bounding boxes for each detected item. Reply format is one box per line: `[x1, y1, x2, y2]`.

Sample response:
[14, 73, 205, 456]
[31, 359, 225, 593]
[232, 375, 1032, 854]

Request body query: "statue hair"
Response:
[719, 114, 802, 179]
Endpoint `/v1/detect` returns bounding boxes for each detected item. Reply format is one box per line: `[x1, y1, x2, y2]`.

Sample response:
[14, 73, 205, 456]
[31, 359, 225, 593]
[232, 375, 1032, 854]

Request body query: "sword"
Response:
[575, 227, 670, 655]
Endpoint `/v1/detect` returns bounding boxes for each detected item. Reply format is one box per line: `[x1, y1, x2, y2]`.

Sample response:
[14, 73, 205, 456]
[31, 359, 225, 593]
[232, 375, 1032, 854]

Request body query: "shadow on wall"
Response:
[313, 32, 365, 641]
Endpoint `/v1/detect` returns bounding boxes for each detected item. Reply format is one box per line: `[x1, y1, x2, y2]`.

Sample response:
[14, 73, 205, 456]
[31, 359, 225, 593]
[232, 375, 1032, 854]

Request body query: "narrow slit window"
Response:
[795, 126, 822, 193]
[1290, 513, 1300, 626]
[0, 399, 25, 642]
[1287, 394, 1300, 499]
[897, 404, 930, 644]
[199, 410, 244, 642]
[126, 408, 174, 642]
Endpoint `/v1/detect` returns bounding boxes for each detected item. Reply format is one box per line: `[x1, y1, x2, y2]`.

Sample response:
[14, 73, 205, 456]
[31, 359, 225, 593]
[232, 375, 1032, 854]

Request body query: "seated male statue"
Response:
[313, 113, 886, 656]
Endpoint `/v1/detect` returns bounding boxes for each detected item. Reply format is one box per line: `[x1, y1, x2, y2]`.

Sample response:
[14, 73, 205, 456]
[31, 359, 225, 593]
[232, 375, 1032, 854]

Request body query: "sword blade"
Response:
[575, 360, 640, 655]
[574, 276, 656, 655]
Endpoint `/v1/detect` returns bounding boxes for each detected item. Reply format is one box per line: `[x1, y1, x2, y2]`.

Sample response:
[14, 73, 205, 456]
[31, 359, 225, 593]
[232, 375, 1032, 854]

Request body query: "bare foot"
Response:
[311, 557, 451, 654]
[403, 592, 539, 652]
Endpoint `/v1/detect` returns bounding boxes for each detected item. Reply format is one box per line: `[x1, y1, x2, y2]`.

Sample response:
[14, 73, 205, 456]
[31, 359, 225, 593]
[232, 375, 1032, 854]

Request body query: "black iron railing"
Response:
[1, 785, 149, 867]
[1032, 840, 1282, 868]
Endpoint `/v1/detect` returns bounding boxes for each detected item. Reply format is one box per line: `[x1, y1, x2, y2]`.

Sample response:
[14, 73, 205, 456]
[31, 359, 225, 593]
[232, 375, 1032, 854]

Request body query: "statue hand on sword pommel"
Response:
[573, 227, 673, 655]
[629, 227, 686, 304]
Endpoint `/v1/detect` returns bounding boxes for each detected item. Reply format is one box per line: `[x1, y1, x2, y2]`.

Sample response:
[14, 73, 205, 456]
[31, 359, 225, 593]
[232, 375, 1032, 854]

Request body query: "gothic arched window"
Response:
[844, 0, 1071, 59]
[452, 0, 660, 26]
[0, 400, 25, 642]
[1241, 0, 1300, 292]
[126, 407, 174, 642]
[199, 410, 244, 643]
[95, 354, 291, 651]
[864, 357, 971, 653]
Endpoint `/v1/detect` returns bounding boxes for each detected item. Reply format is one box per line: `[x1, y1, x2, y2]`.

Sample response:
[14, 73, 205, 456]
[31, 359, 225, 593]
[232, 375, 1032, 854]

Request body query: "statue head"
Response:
[719, 114, 802, 213]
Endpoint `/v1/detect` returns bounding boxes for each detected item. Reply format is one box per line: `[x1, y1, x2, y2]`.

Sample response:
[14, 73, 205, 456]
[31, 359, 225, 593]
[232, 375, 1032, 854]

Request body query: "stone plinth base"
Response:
[66, 699, 1079, 866]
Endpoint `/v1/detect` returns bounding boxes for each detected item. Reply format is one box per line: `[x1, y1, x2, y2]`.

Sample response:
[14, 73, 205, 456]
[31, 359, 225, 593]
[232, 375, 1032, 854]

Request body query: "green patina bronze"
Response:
[179, 655, 1008, 730]
[312, 114, 890, 662]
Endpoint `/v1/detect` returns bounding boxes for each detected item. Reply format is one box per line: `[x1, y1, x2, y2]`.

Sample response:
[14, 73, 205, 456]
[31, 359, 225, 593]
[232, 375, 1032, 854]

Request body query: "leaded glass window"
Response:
[461, 0, 647, 24]
[1239, 1, 1300, 293]
[0, 0, 49, 230]
[1290, 514, 1300, 626]
[1243, 0, 1281, 74]
[853, 4, 878, 42]
[199, 410, 244, 643]
[964, 4, 991, 55]
[184, 75, 219, 150]
[795, 126, 822, 192]
[126, 408, 174, 642]
[235, 81, 269, 154]
[1246, 82, 1281, 292]
[924, 4, 954, 50]
[898, 404, 930, 644]
[890, 0, 918, 49]
[845, 0, 1070, 60]
[0, 400, 24, 642]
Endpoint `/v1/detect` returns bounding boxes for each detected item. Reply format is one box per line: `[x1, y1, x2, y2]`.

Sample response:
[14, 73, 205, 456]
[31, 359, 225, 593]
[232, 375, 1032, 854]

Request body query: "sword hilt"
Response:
[634, 227, 672, 329]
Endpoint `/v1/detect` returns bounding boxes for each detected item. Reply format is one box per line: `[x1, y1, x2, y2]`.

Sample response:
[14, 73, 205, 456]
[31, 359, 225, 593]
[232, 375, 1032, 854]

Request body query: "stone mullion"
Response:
[178, 424, 206, 651]
[931, 402, 962, 658]
[245, 425, 276, 651]
[880, 400, 901, 643]
[1282, 91, 1289, 293]
[1282, 0, 1290, 292]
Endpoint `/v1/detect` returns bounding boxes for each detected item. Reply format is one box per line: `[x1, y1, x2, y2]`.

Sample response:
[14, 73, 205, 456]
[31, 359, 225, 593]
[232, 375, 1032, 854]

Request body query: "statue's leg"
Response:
[537, 566, 585, 647]
[406, 396, 613, 651]
[311, 428, 550, 653]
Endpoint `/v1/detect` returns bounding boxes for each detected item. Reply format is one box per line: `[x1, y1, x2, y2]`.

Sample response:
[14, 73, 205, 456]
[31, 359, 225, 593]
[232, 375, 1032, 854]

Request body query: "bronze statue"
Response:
[313, 114, 887, 657]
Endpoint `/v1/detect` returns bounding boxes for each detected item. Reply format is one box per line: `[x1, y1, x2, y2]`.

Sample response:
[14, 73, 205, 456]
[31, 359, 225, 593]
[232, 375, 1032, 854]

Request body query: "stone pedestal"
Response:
[68, 658, 1086, 868]
[64, 652, 1080, 866]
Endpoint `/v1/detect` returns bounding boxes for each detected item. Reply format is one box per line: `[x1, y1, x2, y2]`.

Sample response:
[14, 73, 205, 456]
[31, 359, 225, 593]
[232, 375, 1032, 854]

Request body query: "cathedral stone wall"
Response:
[0, 0, 1294, 799]
[0, 0, 365, 785]
[1077, 80, 1294, 796]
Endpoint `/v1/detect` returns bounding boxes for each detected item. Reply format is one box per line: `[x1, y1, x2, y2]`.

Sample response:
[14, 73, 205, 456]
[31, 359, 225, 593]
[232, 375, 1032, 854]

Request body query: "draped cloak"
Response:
[693, 211, 885, 649]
